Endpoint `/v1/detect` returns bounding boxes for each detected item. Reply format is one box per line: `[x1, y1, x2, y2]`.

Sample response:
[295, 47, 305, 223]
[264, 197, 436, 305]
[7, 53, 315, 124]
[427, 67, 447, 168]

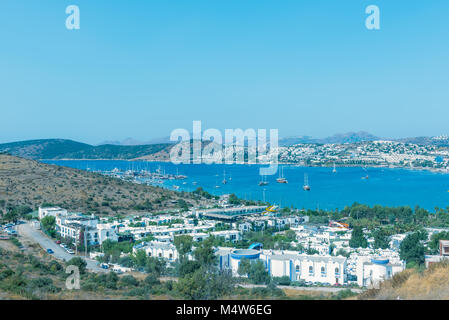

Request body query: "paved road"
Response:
[18, 222, 106, 273]
[239, 284, 363, 294]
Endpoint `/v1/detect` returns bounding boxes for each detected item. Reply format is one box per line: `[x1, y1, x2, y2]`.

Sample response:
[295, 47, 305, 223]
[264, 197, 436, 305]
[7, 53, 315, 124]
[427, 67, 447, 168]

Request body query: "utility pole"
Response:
[84, 226, 88, 257]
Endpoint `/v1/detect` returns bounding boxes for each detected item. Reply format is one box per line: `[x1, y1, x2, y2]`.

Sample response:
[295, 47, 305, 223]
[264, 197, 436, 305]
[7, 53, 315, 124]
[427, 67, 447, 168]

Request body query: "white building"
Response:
[38, 207, 67, 220]
[356, 257, 405, 288]
[220, 248, 347, 285]
[52, 210, 118, 246]
[264, 253, 347, 285]
[210, 230, 241, 243]
[134, 241, 179, 261]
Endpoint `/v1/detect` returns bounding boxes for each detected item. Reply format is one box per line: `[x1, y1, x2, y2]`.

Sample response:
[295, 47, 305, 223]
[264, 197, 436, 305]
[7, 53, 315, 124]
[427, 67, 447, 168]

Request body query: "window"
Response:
[309, 266, 314, 276]
[335, 267, 340, 275]
[295, 265, 300, 273]
[158, 253, 162, 257]
[169, 253, 173, 259]
[321, 266, 326, 277]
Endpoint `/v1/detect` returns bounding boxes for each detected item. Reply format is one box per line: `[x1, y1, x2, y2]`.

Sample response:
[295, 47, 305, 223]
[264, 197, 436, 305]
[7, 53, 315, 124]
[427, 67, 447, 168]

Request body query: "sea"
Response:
[42, 160, 449, 212]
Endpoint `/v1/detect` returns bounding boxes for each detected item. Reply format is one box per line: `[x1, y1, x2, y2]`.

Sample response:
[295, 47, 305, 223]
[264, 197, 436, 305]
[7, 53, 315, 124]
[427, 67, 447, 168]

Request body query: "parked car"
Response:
[60, 243, 66, 248]
[47, 249, 54, 254]
[56, 240, 61, 244]
[66, 249, 75, 254]
[100, 263, 109, 269]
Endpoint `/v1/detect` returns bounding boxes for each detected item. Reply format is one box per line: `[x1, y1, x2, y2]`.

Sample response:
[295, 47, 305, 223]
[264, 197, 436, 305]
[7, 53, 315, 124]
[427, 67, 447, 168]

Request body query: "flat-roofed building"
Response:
[440, 240, 449, 256]
[134, 241, 179, 261]
[265, 253, 347, 285]
[198, 206, 266, 221]
[38, 207, 67, 220]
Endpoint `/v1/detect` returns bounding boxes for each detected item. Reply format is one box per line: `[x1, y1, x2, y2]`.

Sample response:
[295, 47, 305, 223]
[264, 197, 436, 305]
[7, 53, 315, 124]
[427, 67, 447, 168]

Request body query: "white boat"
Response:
[303, 173, 311, 191]
[276, 166, 288, 184]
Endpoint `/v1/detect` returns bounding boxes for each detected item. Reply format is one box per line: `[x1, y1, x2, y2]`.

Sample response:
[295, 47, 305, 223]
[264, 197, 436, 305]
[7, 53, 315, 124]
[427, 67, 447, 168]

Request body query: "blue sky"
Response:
[1, 0, 448, 144]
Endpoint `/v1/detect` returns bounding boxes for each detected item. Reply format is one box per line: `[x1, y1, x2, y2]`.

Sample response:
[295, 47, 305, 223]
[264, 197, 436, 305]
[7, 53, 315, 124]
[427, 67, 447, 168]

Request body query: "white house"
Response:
[356, 257, 405, 288]
[134, 241, 179, 261]
[264, 253, 347, 285]
[38, 207, 67, 220]
[210, 230, 241, 243]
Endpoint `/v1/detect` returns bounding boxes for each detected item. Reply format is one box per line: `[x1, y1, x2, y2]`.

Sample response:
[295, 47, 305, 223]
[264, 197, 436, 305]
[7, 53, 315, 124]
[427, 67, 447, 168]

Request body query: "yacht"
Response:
[276, 166, 288, 184]
[303, 173, 311, 191]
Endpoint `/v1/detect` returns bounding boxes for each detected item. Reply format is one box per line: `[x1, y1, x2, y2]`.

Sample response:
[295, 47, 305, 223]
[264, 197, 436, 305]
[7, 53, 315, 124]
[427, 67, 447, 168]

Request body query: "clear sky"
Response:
[1, 0, 449, 144]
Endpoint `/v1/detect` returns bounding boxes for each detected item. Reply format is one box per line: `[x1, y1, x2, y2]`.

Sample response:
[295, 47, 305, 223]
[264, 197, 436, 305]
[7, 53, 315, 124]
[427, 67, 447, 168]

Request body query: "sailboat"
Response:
[276, 166, 288, 184]
[332, 162, 337, 173]
[259, 175, 269, 186]
[361, 166, 369, 179]
[303, 173, 311, 191]
[222, 169, 227, 184]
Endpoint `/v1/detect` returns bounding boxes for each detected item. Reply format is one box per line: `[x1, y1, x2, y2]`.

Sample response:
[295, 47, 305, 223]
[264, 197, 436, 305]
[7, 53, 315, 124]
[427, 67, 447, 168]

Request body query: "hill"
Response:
[358, 261, 449, 300]
[396, 136, 449, 147]
[0, 139, 172, 160]
[0, 154, 210, 216]
[279, 132, 379, 146]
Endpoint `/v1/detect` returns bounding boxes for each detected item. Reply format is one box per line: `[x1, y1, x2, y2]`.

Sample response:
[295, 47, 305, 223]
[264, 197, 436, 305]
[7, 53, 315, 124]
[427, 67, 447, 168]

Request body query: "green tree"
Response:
[174, 235, 193, 261]
[336, 248, 350, 258]
[349, 226, 368, 248]
[228, 194, 241, 205]
[373, 228, 390, 249]
[119, 275, 138, 287]
[177, 260, 201, 277]
[429, 231, 449, 254]
[66, 257, 87, 274]
[399, 231, 427, 267]
[174, 267, 234, 300]
[3, 206, 32, 223]
[237, 258, 251, 277]
[193, 238, 217, 267]
[40, 216, 56, 237]
[247, 260, 270, 284]
[145, 256, 165, 276]
[132, 250, 148, 268]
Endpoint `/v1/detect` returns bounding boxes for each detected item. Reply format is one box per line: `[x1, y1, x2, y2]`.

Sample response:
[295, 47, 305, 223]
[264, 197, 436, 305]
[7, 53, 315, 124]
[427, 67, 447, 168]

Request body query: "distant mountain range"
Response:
[1, 132, 448, 160]
[0, 139, 172, 160]
[278, 131, 380, 146]
[98, 136, 173, 146]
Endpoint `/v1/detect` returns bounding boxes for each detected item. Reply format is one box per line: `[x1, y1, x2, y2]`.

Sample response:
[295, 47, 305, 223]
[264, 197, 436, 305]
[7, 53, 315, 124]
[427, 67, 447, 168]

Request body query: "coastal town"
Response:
[277, 139, 449, 172]
[2, 191, 448, 297]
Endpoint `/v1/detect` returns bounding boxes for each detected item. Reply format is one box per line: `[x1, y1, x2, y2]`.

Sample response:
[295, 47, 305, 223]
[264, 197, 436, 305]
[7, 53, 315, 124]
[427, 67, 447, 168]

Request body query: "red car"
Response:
[56, 240, 61, 244]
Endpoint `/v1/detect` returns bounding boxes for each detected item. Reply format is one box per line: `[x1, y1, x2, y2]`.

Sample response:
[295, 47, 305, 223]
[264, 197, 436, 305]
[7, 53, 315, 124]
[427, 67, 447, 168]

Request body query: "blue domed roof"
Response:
[371, 258, 389, 265]
[231, 249, 260, 260]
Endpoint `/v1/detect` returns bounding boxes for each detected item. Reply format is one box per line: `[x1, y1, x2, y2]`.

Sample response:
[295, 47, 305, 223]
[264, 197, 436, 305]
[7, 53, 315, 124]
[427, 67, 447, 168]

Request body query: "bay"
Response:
[42, 160, 449, 212]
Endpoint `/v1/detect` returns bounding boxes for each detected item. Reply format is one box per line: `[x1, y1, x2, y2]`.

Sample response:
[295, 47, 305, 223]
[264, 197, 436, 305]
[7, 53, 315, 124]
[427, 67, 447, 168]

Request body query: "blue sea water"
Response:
[42, 160, 449, 212]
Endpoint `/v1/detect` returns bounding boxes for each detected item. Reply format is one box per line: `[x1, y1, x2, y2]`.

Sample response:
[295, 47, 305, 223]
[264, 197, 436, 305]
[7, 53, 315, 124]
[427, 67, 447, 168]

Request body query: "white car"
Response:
[66, 249, 75, 254]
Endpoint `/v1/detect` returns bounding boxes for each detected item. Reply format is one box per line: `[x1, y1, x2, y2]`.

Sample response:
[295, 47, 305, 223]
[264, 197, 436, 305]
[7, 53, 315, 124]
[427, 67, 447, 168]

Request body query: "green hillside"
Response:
[0, 139, 172, 160]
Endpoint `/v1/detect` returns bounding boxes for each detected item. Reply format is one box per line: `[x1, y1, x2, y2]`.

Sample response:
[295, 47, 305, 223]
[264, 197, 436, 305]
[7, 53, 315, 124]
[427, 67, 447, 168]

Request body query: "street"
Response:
[18, 222, 107, 273]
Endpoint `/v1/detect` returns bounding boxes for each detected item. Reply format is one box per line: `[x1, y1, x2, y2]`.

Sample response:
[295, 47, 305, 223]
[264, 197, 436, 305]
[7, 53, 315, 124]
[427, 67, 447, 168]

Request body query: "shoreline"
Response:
[40, 159, 449, 175]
